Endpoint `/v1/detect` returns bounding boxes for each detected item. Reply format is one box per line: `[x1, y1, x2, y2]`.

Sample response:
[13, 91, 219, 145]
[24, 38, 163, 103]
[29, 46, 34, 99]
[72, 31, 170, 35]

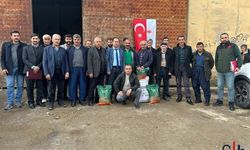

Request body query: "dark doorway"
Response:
[32, 0, 82, 41]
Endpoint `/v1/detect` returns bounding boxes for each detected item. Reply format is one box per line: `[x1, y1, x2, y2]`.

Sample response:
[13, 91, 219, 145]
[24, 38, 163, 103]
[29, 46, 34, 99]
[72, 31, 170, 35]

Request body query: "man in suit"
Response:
[173, 36, 193, 105]
[1, 30, 27, 110]
[106, 37, 124, 85]
[136, 40, 153, 75]
[41, 34, 52, 103]
[67, 34, 88, 107]
[153, 43, 174, 101]
[87, 37, 107, 106]
[43, 34, 69, 110]
[22, 33, 45, 109]
[113, 64, 141, 109]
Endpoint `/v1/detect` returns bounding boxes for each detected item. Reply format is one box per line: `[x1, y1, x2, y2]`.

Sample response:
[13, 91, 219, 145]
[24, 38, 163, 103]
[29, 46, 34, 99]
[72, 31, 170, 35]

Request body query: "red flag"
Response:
[133, 19, 147, 51]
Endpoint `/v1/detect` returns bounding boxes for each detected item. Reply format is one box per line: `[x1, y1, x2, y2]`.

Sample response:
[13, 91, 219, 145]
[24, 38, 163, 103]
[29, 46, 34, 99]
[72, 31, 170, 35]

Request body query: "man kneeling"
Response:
[113, 65, 141, 109]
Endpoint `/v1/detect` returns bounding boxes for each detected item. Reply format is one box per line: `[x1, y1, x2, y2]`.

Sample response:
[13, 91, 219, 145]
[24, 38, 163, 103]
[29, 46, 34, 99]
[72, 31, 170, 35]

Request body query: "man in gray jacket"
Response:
[87, 37, 107, 106]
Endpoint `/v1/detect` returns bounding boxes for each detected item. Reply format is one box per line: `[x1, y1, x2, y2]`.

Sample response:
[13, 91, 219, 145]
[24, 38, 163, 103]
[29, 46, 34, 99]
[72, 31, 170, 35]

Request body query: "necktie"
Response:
[115, 49, 119, 66]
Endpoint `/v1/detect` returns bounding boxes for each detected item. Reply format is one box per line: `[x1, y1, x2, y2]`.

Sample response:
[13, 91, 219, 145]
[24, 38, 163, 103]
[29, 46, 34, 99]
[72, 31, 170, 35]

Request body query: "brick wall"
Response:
[0, 0, 33, 46]
[82, 0, 188, 47]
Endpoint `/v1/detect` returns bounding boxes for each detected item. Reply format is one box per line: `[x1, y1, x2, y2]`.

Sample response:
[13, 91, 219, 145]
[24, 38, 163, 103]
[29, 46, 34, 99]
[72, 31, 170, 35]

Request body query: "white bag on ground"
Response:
[139, 76, 149, 103]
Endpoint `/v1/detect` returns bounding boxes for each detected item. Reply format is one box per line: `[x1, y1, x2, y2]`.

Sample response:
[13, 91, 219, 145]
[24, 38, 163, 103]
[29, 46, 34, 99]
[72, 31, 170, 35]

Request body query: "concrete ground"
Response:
[0, 88, 249, 150]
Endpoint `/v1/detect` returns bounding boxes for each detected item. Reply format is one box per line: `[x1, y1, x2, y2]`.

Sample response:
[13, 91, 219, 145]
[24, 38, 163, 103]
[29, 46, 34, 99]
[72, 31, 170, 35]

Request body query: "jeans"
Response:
[5, 68, 24, 105]
[217, 72, 235, 103]
[69, 67, 87, 102]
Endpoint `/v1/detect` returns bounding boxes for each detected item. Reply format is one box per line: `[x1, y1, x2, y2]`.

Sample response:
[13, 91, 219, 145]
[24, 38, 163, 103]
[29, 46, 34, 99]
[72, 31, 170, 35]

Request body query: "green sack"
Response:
[146, 84, 160, 103]
[97, 85, 112, 104]
[136, 67, 150, 79]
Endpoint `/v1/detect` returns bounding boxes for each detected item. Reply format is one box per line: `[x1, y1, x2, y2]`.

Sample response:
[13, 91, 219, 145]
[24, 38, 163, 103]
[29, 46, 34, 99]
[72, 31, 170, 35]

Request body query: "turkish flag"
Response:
[133, 19, 147, 51]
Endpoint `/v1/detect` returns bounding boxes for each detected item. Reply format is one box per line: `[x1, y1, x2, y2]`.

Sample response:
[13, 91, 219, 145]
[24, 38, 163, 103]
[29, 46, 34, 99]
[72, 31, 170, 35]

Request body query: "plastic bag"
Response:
[146, 84, 160, 104]
[97, 85, 112, 105]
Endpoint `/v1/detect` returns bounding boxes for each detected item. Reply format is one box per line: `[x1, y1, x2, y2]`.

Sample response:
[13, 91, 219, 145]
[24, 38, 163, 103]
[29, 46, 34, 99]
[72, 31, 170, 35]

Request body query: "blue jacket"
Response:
[106, 47, 124, 73]
[67, 45, 88, 73]
[42, 45, 69, 77]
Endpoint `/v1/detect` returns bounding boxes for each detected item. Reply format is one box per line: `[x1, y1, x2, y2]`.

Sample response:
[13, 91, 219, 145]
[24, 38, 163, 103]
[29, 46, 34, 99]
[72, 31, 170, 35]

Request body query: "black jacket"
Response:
[153, 48, 174, 75]
[113, 72, 140, 93]
[192, 50, 214, 81]
[1, 41, 27, 75]
[136, 48, 153, 68]
[150, 47, 160, 74]
[22, 45, 44, 74]
[243, 50, 250, 64]
[173, 44, 193, 78]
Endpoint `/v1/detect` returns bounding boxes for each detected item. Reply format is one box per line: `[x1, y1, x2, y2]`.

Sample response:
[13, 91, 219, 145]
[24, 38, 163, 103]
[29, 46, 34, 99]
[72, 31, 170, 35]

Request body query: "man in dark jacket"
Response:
[113, 64, 141, 108]
[67, 34, 88, 107]
[1, 30, 27, 110]
[148, 39, 159, 84]
[192, 42, 214, 106]
[214, 33, 242, 111]
[241, 44, 250, 64]
[136, 40, 153, 75]
[22, 33, 44, 109]
[42, 34, 69, 110]
[87, 37, 107, 106]
[153, 43, 174, 101]
[173, 36, 193, 105]
[41, 34, 52, 103]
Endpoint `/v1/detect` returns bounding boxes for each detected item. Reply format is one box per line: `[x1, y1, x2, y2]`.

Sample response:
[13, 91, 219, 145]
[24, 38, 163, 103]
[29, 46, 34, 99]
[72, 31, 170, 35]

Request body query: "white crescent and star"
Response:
[134, 23, 146, 32]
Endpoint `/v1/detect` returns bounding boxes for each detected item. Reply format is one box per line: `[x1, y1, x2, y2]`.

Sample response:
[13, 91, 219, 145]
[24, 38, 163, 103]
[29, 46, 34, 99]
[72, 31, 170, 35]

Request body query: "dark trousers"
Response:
[192, 67, 211, 102]
[156, 67, 169, 97]
[47, 69, 65, 103]
[26, 79, 43, 104]
[42, 75, 48, 99]
[69, 67, 87, 102]
[176, 64, 191, 98]
[88, 73, 105, 103]
[108, 67, 122, 85]
[64, 79, 69, 100]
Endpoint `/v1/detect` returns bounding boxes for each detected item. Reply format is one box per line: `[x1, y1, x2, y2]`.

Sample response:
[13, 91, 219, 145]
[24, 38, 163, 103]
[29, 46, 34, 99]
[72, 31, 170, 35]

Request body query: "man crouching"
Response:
[113, 64, 141, 109]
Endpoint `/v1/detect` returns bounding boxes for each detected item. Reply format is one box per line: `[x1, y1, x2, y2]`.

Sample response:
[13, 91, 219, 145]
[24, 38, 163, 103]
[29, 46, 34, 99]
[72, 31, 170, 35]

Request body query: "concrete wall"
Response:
[187, 0, 250, 53]
[187, 0, 250, 83]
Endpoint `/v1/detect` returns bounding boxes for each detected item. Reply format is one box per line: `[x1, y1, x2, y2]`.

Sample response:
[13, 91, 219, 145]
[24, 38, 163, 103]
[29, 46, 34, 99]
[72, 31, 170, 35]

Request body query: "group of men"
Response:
[1, 31, 249, 111]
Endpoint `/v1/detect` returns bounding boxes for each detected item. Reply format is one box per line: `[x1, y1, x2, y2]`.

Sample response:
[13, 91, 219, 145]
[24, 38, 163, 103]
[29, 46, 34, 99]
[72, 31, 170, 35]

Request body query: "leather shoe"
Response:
[176, 95, 182, 102]
[28, 103, 35, 109]
[71, 101, 76, 107]
[186, 98, 194, 105]
[48, 102, 54, 110]
[79, 100, 87, 106]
